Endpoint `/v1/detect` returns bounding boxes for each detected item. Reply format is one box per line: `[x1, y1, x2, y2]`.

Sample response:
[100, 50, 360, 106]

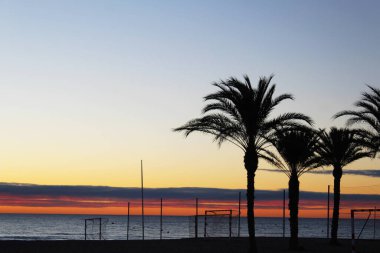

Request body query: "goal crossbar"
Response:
[205, 209, 234, 215]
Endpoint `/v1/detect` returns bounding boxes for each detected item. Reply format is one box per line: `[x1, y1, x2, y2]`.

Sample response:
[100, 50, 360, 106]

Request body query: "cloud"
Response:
[0, 183, 244, 201]
[0, 182, 379, 205]
[259, 168, 380, 178]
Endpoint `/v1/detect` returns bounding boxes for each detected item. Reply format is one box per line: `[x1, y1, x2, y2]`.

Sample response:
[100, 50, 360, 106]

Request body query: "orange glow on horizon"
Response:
[0, 205, 357, 218]
[0, 198, 371, 218]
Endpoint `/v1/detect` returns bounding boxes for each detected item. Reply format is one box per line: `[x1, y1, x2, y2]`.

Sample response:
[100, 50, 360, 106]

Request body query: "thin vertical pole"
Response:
[141, 160, 145, 240]
[283, 189, 285, 238]
[229, 210, 232, 239]
[85, 220, 87, 240]
[127, 202, 130, 240]
[195, 197, 198, 239]
[238, 191, 241, 237]
[99, 218, 102, 240]
[204, 211, 207, 237]
[160, 197, 163, 240]
[351, 210, 356, 253]
[374, 206, 376, 239]
[327, 185, 330, 238]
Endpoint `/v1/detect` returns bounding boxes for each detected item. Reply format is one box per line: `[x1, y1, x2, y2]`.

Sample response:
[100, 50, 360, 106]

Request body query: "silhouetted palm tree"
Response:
[270, 127, 318, 250]
[315, 127, 371, 245]
[335, 85, 380, 157]
[174, 75, 312, 253]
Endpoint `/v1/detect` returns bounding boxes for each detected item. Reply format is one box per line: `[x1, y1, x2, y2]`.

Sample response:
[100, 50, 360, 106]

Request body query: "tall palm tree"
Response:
[174, 75, 312, 253]
[315, 127, 371, 245]
[270, 127, 318, 250]
[335, 85, 380, 157]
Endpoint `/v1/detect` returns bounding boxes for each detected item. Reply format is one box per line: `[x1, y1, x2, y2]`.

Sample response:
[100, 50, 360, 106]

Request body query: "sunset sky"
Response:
[0, 1, 379, 217]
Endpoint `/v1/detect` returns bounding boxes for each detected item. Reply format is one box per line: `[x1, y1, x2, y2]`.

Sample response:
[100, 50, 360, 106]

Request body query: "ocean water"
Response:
[0, 214, 378, 240]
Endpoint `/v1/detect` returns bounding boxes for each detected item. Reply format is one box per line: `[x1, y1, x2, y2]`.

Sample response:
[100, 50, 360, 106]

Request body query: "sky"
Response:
[0, 0, 379, 216]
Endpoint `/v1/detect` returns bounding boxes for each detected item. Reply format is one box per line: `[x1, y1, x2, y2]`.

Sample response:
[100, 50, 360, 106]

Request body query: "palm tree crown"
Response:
[335, 85, 380, 156]
[175, 75, 313, 162]
[315, 127, 371, 169]
[270, 127, 319, 177]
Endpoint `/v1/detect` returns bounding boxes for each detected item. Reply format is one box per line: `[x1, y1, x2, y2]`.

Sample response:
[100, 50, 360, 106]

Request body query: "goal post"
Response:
[84, 218, 109, 240]
[351, 208, 379, 253]
[203, 209, 235, 238]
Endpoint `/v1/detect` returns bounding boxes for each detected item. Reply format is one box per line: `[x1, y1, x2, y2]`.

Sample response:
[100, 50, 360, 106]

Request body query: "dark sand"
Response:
[0, 238, 378, 253]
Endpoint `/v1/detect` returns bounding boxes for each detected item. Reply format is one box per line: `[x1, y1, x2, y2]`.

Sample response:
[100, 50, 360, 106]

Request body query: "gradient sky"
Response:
[0, 1, 380, 215]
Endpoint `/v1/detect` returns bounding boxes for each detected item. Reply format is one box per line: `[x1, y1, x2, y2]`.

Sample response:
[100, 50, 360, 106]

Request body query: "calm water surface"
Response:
[0, 214, 378, 240]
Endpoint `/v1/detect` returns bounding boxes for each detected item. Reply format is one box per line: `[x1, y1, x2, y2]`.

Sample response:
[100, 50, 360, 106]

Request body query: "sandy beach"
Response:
[0, 237, 378, 253]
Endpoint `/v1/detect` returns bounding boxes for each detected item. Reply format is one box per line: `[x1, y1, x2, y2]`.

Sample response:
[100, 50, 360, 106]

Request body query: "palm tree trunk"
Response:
[244, 148, 258, 253]
[330, 166, 342, 244]
[288, 173, 300, 250]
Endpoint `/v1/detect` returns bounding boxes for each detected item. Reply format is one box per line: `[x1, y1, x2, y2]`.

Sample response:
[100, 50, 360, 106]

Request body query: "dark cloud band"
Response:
[0, 182, 379, 203]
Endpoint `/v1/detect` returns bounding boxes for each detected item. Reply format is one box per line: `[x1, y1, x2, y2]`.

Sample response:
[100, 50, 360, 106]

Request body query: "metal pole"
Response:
[374, 206, 376, 239]
[351, 210, 356, 253]
[327, 185, 330, 238]
[99, 218, 102, 240]
[238, 191, 241, 237]
[358, 211, 372, 239]
[160, 197, 163, 240]
[127, 202, 130, 240]
[195, 197, 198, 238]
[283, 189, 285, 238]
[204, 211, 207, 237]
[141, 160, 145, 240]
[229, 210, 232, 239]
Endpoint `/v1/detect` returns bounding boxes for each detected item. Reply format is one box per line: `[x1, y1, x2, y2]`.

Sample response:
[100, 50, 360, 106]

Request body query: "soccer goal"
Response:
[84, 218, 109, 240]
[351, 208, 379, 253]
[203, 209, 236, 238]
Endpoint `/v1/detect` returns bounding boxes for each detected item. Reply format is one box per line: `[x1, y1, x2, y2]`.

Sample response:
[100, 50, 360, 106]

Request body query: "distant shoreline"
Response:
[0, 238, 379, 253]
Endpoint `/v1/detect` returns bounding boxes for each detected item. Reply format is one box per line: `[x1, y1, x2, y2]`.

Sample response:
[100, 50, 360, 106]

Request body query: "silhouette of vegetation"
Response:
[174, 75, 312, 253]
[315, 127, 371, 245]
[269, 126, 318, 250]
[335, 85, 380, 157]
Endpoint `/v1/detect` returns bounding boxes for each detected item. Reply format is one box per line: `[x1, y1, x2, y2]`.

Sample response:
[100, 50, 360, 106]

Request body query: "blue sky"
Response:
[0, 1, 379, 190]
[1, 0, 379, 127]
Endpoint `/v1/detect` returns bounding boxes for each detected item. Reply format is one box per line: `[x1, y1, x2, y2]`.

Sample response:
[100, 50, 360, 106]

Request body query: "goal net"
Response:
[189, 209, 239, 238]
[203, 210, 238, 238]
[351, 208, 379, 253]
[84, 218, 109, 240]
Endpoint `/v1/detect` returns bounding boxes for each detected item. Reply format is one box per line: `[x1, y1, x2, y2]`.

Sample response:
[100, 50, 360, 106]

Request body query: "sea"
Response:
[0, 214, 378, 240]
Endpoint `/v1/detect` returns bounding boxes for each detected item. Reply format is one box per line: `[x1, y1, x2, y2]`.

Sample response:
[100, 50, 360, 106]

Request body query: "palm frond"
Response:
[314, 127, 372, 169]
[174, 75, 312, 168]
[334, 85, 380, 158]
[269, 126, 319, 178]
